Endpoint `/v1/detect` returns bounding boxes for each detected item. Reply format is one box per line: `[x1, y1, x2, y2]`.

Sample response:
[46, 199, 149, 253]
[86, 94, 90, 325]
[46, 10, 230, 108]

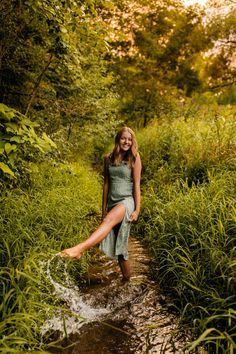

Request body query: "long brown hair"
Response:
[110, 127, 138, 167]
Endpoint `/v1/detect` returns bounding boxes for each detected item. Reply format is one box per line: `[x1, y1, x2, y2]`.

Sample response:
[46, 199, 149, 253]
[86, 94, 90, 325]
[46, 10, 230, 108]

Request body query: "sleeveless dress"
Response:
[99, 161, 135, 260]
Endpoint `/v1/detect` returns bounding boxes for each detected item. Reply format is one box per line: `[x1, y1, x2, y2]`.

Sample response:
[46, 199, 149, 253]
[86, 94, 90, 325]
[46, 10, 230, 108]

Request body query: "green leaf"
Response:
[0, 103, 15, 121]
[0, 162, 15, 176]
[4, 143, 17, 155]
[9, 136, 22, 143]
[20, 118, 39, 128]
[5, 122, 19, 133]
[42, 132, 57, 148]
[188, 328, 223, 351]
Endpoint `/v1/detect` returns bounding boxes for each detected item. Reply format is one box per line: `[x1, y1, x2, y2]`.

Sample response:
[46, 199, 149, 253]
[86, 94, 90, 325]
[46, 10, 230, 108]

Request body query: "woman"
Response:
[58, 127, 142, 281]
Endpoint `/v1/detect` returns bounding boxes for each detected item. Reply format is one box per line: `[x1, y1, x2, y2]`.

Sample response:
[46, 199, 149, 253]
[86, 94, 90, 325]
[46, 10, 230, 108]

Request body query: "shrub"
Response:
[0, 103, 56, 187]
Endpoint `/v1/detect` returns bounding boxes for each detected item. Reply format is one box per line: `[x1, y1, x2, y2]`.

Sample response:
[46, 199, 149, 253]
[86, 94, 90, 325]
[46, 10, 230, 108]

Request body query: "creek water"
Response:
[44, 238, 187, 353]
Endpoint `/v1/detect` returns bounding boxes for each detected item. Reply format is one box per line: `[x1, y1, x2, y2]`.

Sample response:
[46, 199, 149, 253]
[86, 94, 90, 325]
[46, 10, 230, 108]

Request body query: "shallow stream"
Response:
[44, 238, 187, 353]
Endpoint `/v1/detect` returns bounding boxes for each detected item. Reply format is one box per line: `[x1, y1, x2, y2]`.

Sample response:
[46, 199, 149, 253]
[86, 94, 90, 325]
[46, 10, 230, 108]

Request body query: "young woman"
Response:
[58, 127, 142, 281]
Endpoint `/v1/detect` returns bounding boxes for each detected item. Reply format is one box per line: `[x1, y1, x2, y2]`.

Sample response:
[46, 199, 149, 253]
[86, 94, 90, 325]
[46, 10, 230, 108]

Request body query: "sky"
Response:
[184, 0, 208, 6]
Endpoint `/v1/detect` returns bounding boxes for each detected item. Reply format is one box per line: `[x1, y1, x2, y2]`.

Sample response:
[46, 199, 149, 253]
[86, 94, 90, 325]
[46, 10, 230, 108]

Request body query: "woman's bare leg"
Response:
[58, 204, 126, 259]
[118, 255, 131, 281]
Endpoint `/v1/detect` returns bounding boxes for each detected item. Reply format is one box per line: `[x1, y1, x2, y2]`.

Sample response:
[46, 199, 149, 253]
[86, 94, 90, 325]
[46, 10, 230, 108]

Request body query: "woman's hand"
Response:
[129, 210, 139, 223]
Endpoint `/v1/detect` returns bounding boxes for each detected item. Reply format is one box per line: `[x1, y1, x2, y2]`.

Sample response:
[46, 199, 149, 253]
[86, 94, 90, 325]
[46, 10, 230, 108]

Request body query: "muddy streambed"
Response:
[45, 238, 187, 353]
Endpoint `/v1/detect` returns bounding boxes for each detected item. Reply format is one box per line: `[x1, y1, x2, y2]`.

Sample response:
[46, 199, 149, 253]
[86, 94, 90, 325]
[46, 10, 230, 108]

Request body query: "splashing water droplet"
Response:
[40, 256, 110, 337]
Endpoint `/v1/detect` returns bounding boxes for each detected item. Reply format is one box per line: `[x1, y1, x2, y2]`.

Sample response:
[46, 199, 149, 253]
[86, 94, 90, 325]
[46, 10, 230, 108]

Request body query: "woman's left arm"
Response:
[130, 153, 142, 222]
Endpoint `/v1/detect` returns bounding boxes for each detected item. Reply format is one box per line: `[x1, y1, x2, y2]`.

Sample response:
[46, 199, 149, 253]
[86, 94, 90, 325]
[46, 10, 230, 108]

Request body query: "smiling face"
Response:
[119, 131, 133, 152]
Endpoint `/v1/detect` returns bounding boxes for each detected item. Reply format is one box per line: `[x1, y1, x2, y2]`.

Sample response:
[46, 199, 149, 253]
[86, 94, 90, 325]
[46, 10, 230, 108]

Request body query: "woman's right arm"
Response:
[102, 156, 109, 219]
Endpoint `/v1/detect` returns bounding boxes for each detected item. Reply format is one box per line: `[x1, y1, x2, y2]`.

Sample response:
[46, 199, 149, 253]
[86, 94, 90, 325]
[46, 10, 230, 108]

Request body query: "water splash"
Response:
[41, 256, 110, 337]
[39, 239, 189, 353]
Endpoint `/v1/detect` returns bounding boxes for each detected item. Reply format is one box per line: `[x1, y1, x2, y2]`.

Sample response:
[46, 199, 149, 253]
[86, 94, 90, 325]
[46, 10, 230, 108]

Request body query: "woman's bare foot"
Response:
[56, 245, 83, 260]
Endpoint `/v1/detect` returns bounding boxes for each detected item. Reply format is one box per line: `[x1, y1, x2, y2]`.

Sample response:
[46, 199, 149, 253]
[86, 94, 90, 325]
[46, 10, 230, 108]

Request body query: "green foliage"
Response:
[52, 118, 123, 166]
[0, 0, 121, 149]
[0, 103, 56, 184]
[138, 104, 236, 188]
[139, 173, 236, 352]
[203, 1, 236, 91]
[0, 161, 101, 352]
[104, 0, 210, 126]
[217, 84, 236, 105]
[135, 105, 236, 352]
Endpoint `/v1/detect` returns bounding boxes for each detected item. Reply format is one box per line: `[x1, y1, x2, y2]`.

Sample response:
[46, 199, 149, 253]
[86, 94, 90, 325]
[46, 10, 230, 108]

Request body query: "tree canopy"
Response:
[204, 0, 236, 92]
[0, 0, 235, 172]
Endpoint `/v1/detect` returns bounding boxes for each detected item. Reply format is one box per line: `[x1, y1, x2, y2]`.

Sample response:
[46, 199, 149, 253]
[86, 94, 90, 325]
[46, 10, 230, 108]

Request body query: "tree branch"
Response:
[25, 53, 53, 116]
[209, 79, 236, 90]
[218, 39, 236, 45]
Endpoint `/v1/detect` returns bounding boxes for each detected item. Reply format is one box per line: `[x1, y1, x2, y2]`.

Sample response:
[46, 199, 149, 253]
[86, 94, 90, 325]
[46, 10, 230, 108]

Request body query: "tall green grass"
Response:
[0, 161, 102, 352]
[138, 105, 235, 186]
[135, 105, 236, 352]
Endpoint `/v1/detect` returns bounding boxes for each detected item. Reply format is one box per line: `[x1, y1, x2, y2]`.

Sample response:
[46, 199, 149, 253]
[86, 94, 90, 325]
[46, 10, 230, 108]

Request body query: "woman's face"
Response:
[119, 131, 132, 152]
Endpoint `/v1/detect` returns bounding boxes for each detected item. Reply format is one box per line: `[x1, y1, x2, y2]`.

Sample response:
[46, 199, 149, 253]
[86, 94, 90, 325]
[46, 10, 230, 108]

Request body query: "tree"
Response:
[203, 0, 236, 90]
[102, 0, 210, 126]
[0, 0, 122, 161]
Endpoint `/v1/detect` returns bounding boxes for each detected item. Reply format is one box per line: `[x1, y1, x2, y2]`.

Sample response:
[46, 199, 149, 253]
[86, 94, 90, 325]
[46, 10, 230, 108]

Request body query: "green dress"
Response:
[99, 161, 135, 260]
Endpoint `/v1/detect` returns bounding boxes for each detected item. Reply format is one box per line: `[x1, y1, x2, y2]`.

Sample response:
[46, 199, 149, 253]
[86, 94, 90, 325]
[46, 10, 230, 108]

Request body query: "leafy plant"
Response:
[0, 103, 56, 184]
